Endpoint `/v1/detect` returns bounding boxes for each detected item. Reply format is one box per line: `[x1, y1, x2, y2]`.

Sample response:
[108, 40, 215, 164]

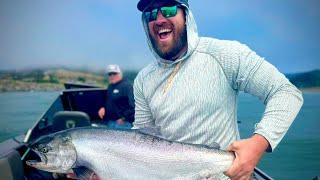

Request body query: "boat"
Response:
[0, 83, 273, 180]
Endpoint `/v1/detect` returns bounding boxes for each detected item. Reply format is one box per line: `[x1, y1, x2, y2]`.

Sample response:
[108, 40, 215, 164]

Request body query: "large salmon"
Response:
[26, 127, 234, 179]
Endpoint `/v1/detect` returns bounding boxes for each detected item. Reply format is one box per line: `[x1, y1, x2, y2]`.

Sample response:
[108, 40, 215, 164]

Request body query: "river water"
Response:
[0, 91, 319, 179]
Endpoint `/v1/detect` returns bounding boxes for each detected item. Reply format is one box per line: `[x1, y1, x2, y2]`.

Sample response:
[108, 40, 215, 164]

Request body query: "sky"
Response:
[0, 0, 319, 73]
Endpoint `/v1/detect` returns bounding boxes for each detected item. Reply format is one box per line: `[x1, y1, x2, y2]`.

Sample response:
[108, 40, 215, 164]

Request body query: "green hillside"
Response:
[286, 70, 320, 88]
[0, 68, 105, 92]
[0, 68, 319, 92]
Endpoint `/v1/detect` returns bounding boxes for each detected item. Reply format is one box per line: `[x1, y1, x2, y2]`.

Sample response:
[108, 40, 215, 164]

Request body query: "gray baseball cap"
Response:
[137, 0, 189, 12]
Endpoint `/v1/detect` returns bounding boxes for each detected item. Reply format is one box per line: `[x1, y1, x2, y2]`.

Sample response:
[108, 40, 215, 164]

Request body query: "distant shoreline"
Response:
[1, 87, 320, 94]
[300, 87, 320, 93]
[1, 68, 319, 93]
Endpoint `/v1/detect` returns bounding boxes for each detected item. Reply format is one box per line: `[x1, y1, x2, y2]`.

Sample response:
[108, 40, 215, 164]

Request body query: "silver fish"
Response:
[26, 127, 234, 180]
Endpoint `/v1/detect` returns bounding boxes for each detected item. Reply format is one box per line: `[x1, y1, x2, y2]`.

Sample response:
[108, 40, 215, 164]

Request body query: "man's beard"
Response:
[149, 25, 187, 60]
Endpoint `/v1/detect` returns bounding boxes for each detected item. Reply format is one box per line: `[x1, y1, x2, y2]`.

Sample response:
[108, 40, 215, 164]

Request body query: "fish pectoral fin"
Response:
[73, 167, 96, 180]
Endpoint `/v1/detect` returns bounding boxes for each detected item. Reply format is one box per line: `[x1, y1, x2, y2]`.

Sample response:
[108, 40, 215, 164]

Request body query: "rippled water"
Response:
[0, 91, 319, 179]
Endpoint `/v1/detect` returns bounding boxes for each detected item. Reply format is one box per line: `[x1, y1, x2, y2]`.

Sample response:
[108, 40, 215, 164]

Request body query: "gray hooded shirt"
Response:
[133, 5, 303, 152]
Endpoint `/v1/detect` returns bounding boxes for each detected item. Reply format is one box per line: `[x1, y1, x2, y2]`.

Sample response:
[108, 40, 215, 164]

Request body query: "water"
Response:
[0, 91, 319, 179]
[238, 92, 320, 179]
[0, 91, 59, 141]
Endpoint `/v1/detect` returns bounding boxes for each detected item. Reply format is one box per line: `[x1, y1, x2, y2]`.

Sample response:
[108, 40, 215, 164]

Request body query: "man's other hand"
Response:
[224, 134, 269, 180]
[98, 107, 105, 119]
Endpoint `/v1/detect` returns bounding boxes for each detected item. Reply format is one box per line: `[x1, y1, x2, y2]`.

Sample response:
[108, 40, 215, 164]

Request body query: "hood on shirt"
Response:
[141, 4, 200, 66]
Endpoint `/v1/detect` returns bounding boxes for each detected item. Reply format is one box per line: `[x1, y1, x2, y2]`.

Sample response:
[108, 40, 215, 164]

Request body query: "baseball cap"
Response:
[106, 64, 121, 74]
[137, 0, 189, 12]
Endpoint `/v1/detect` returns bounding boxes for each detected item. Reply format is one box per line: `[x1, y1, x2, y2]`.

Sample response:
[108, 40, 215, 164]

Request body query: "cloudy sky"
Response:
[0, 0, 319, 73]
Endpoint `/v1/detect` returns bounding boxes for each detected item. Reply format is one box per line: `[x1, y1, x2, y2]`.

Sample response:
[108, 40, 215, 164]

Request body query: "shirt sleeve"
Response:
[217, 40, 304, 151]
[132, 72, 155, 129]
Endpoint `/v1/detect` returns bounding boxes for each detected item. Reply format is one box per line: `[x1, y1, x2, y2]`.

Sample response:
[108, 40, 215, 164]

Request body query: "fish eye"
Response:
[37, 144, 52, 153]
[36, 145, 45, 153]
[42, 147, 48, 153]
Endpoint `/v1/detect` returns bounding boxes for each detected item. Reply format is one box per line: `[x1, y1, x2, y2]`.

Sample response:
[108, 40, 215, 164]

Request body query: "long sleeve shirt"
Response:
[133, 37, 303, 151]
[133, 6, 303, 151]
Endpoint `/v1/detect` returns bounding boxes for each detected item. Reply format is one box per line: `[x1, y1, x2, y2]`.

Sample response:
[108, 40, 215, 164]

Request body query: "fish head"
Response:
[26, 133, 77, 173]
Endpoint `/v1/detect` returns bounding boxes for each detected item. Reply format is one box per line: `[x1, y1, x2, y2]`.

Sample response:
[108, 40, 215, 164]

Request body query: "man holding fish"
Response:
[133, 0, 303, 179]
[27, 0, 303, 179]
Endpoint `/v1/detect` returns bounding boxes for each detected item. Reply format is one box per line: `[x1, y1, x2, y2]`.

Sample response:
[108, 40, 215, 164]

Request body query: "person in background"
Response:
[98, 64, 135, 129]
[133, 0, 303, 179]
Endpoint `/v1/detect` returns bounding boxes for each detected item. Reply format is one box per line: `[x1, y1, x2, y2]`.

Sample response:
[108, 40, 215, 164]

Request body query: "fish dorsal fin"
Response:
[137, 127, 221, 150]
[136, 127, 165, 139]
[72, 167, 95, 180]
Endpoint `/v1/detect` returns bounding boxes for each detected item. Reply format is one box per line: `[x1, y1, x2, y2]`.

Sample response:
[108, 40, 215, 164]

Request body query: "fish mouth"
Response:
[25, 159, 61, 173]
[26, 156, 60, 173]
[26, 148, 48, 169]
[26, 160, 46, 168]
[34, 149, 48, 163]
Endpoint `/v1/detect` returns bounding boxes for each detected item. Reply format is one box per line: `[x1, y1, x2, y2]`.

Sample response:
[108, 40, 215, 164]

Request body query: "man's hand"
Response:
[98, 107, 105, 119]
[116, 118, 125, 125]
[225, 134, 269, 180]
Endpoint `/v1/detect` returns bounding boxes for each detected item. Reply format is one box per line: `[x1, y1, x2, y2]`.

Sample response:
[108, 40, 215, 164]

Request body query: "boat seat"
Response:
[52, 111, 91, 132]
[0, 150, 24, 180]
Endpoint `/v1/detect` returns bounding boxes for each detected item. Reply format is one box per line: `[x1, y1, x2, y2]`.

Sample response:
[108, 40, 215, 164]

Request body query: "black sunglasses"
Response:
[144, 5, 178, 22]
[108, 72, 118, 76]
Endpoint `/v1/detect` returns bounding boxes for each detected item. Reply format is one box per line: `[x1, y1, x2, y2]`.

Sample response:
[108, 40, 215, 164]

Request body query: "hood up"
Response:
[141, 5, 200, 67]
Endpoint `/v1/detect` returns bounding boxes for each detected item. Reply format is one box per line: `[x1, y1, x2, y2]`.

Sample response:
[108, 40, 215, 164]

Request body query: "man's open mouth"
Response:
[158, 28, 173, 40]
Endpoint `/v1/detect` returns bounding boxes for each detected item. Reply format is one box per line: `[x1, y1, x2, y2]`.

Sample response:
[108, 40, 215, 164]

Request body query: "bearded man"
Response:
[133, 0, 303, 179]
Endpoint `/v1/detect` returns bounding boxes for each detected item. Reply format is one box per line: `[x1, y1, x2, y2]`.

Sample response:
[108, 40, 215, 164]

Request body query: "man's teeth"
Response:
[158, 29, 171, 34]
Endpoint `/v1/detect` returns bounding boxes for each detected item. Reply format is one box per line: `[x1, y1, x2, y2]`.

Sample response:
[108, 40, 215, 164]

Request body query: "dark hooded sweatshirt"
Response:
[105, 79, 135, 123]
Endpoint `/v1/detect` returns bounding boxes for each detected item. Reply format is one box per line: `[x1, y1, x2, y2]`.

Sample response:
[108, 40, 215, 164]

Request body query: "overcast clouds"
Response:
[0, 0, 319, 73]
